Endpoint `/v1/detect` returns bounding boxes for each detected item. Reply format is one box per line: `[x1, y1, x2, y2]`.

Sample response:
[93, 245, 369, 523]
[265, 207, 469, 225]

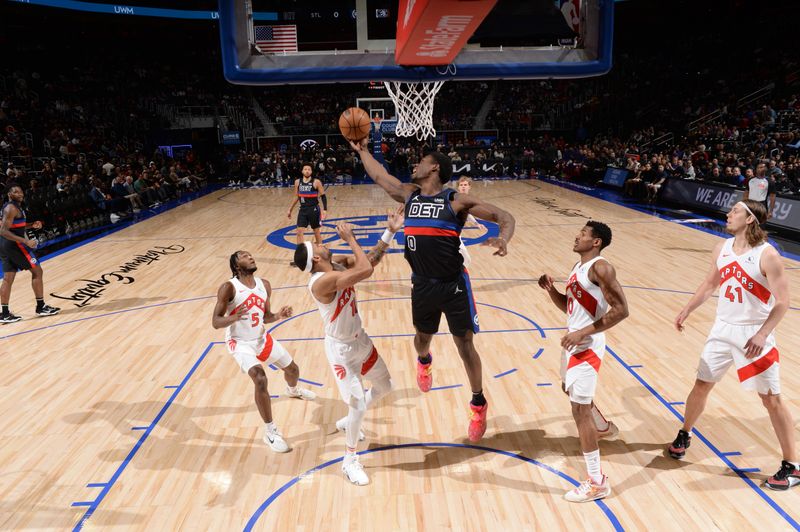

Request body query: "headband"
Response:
[302, 241, 314, 272]
[736, 201, 756, 219]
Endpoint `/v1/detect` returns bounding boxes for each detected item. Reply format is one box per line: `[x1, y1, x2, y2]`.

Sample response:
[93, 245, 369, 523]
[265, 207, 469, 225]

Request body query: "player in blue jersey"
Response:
[350, 138, 515, 441]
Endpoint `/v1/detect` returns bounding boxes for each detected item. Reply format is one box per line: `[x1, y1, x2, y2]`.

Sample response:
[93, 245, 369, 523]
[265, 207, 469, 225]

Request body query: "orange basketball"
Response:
[338, 107, 372, 141]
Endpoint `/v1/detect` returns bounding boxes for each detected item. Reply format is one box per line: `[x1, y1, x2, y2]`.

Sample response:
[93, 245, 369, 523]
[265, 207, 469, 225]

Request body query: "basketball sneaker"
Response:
[36, 304, 61, 316]
[0, 313, 22, 324]
[335, 415, 365, 441]
[416, 356, 433, 392]
[764, 461, 800, 491]
[468, 402, 488, 442]
[285, 386, 317, 400]
[342, 455, 369, 486]
[597, 420, 619, 440]
[668, 429, 691, 459]
[565, 475, 611, 502]
[263, 425, 290, 453]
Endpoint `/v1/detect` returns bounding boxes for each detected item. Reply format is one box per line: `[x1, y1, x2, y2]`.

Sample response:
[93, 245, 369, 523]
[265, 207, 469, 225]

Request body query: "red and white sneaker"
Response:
[468, 402, 488, 442]
[765, 461, 800, 491]
[565, 475, 611, 502]
[416, 357, 433, 392]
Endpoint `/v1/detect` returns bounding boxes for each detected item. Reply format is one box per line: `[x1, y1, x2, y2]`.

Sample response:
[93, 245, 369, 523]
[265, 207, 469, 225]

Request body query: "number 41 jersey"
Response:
[716, 238, 775, 325]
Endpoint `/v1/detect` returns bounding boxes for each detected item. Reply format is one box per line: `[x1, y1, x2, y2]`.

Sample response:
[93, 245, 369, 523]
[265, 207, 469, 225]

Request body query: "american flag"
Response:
[254, 25, 298, 54]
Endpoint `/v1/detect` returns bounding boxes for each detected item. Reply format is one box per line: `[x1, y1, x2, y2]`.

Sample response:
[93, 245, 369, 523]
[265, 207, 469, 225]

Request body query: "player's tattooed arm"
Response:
[367, 240, 389, 266]
[367, 207, 404, 266]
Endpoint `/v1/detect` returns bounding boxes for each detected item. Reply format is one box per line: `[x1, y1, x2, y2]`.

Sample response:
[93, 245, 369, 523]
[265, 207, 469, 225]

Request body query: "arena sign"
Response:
[267, 214, 499, 254]
[660, 178, 799, 232]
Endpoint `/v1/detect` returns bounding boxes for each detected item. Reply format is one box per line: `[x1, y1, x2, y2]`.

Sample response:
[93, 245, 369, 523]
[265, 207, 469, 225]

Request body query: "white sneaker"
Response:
[286, 386, 317, 400]
[342, 456, 369, 486]
[336, 416, 365, 441]
[263, 426, 290, 453]
[597, 420, 619, 439]
[564, 475, 611, 502]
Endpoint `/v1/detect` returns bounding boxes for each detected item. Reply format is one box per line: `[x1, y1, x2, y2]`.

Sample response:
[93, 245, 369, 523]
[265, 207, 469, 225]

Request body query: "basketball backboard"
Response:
[219, 0, 613, 85]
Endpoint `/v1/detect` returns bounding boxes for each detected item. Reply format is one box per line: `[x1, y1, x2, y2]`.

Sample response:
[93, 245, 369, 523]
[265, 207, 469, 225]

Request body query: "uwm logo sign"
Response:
[267, 215, 499, 255]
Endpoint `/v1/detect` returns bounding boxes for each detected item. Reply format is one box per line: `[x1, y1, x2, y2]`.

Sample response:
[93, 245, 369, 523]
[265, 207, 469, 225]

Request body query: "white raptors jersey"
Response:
[309, 272, 363, 341]
[716, 238, 774, 325]
[565, 257, 609, 333]
[224, 276, 268, 341]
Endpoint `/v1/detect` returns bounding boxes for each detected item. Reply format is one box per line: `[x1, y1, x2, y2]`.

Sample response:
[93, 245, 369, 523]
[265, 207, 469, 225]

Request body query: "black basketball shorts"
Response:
[297, 206, 321, 229]
[0, 241, 39, 272]
[411, 270, 479, 337]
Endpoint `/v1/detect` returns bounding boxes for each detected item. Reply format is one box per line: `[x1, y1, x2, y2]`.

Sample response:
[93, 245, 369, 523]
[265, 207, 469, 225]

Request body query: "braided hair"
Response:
[229, 251, 242, 278]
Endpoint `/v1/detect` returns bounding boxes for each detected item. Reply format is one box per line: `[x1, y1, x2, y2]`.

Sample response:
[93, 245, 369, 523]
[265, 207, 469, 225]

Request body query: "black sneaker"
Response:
[668, 429, 691, 459]
[765, 461, 800, 491]
[36, 304, 61, 316]
[0, 313, 22, 323]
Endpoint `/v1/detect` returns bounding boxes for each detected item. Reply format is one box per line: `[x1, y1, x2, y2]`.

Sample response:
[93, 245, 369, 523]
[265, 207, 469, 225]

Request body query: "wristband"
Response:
[381, 229, 395, 245]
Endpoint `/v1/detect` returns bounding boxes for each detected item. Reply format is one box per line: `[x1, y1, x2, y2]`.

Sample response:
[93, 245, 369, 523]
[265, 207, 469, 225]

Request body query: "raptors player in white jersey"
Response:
[212, 251, 316, 453]
[539, 221, 629, 502]
[456, 176, 479, 268]
[293, 214, 402, 486]
[668, 199, 797, 491]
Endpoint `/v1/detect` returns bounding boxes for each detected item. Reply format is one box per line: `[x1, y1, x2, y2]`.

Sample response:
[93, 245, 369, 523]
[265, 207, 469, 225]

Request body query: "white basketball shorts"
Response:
[560, 333, 606, 404]
[226, 332, 292, 373]
[325, 331, 390, 404]
[698, 320, 780, 394]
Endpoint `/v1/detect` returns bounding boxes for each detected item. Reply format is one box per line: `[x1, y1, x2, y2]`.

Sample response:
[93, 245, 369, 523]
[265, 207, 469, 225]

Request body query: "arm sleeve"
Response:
[320, 194, 328, 210]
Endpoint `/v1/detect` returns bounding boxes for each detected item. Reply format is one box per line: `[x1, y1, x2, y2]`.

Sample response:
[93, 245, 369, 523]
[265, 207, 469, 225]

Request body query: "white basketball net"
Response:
[383, 80, 445, 140]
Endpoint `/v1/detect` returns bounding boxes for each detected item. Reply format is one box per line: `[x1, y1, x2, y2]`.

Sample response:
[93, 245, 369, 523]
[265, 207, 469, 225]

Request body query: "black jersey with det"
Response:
[297, 179, 319, 207]
[403, 189, 464, 279]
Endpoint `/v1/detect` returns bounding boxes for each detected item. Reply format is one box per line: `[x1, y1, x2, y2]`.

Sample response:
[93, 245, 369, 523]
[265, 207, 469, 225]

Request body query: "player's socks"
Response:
[583, 449, 603, 485]
[470, 390, 486, 407]
[2, 304, 9, 316]
[416, 354, 433, 392]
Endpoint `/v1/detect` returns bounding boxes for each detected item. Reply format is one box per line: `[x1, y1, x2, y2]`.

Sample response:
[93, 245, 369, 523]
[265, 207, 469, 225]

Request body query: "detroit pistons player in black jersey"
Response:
[287, 164, 327, 246]
[350, 138, 515, 441]
[0, 184, 60, 322]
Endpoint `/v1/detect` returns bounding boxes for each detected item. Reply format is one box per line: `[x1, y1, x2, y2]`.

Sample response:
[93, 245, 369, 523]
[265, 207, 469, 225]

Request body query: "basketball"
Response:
[338, 107, 371, 141]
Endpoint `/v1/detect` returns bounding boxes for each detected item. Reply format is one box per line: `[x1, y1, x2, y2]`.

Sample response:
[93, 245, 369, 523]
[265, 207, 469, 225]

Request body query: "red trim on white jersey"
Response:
[715, 239, 775, 325]
[718, 260, 771, 303]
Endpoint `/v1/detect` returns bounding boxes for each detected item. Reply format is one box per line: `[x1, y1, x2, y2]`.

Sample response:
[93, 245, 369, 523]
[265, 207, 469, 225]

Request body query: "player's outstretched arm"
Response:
[314, 223, 374, 298]
[367, 206, 404, 266]
[349, 138, 416, 203]
[675, 241, 724, 331]
[211, 282, 247, 329]
[538, 274, 568, 313]
[333, 207, 404, 269]
[744, 246, 790, 358]
[455, 194, 515, 256]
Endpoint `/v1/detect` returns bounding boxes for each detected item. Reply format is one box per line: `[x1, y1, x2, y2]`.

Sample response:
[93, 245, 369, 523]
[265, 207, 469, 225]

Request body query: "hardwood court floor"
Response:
[1, 180, 799, 531]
